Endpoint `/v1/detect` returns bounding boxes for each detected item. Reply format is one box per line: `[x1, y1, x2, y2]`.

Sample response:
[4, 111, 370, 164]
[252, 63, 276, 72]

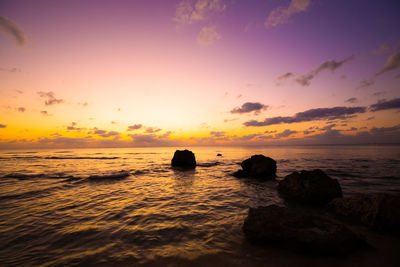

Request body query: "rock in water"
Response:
[171, 149, 196, 169]
[328, 193, 400, 235]
[233, 154, 276, 179]
[278, 169, 342, 205]
[242, 205, 367, 256]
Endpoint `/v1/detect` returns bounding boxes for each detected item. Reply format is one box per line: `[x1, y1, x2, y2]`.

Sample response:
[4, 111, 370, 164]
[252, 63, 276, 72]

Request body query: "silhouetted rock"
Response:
[328, 193, 400, 235]
[243, 205, 367, 256]
[216, 153, 222, 157]
[171, 149, 196, 169]
[278, 169, 342, 205]
[232, 154, 276, 179]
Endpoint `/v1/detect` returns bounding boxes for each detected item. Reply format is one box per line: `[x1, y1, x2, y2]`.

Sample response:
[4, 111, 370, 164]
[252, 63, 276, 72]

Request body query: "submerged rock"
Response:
[233, 154, 276, 179]
[278, 169, 342, 205]
[328, 193, 400, 235]
[242, 205, 367, 256]
[171, 149, 196, 169]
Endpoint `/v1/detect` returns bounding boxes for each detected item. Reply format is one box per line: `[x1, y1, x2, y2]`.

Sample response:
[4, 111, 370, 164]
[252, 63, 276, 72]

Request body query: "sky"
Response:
[0, 0, 399, 148]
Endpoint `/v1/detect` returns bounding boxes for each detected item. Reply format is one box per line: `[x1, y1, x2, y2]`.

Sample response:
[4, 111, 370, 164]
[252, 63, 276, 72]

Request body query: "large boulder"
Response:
[171, 149, 196, 169]
[278, 169, 342, 205]
[328, 193, 400, 235]
[233, 155, 276, 179]
[242, 205, 367, 256]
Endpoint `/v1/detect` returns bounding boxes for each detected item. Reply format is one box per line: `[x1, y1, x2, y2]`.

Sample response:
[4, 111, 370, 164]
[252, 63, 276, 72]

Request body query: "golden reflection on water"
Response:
[0, 146, 400, 265]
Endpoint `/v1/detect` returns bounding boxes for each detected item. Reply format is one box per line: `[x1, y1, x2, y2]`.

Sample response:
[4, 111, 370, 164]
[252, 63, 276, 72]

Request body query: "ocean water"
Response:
[0, 146, 400, 266]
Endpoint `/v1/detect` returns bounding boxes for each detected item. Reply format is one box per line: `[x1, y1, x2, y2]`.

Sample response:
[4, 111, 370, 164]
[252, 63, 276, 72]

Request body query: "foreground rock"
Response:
[243, 205, 367, 256]
[171, 149, 196, 169]
[328, 193, 400, 235]
[233, 155, 276, 179]
[278, 169, 342, 205]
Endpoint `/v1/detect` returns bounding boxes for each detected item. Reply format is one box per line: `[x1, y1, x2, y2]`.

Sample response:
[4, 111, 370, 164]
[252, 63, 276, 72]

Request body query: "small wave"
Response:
[87, 171, 131, 181]
[2, 173, 78, 180]
[0, 156, 120, 160]
[197, 162, 221, 167]
[45, 156, 120, 160]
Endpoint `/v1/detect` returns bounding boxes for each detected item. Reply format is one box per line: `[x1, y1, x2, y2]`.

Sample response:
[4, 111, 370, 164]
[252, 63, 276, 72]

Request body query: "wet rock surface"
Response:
[243, 205, 367, 256]
[328, 193, 400, 235]
[171, 149, 196, 169]
[233, 155, 276, 179]
[278, 169, 342, 205]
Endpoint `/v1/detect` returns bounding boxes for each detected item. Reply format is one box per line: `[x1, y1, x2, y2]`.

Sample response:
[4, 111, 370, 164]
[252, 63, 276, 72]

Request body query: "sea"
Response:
[0, 145, 400, 266]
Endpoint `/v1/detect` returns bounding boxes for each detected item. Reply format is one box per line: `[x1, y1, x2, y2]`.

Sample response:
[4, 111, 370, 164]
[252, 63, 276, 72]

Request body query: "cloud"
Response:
[223, 118, 238, 123]
[145, 127, 161, 133]
[0, 16, 27, 46]
[128, 133, 179, 146]
[375, 53, 400, 76]
[357, 79, 374, 89]
[40, 110, 51, 116]
[17, 107, 26, 112]
[197, 25, 221, 46]
[372, 41, 400, 55]
[276, 72, 294, 85]
[67, 122, 84, 131]
[372, 91, 386, 97]
[174, 0, 226, 26]
[37, 91, 64, 106]
[0, 67, 21, 73]
[90, 128, 120, 138]
[127, 124, 142, 131]
[345, 97, 357, 104]
[244, 106, 366, 127]
[278, 55, 354, 87]
[78, 102, 88, 107]
[265, 0, 312, 28]
[370, 98, 400, 112]
[0, 124, 6, 128]
[230, 102, 268, 115]
[275, 129, 298, 138]
[210, 131, 226, 137]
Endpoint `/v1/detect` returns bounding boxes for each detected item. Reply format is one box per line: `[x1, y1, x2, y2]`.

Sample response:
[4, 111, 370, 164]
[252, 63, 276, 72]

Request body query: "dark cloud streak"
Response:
[244, 106, 366, 127]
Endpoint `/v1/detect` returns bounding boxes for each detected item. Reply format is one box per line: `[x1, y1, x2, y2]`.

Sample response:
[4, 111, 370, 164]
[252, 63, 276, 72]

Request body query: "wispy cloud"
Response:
[275, 129, 298, 138]
[265, 0, 312, 28]
[0, 67, 21, 73]
[276, 72, 294, 85]
[345, 97, 357, 104]
[127, 124, 143, 131]
[370, 98, 400, 112]
[37, 91, 64, 106]
[372, 41, 400, 55]
[174, 0, 226, 26]
[40, 110, 51, 116]
[278, 55, 354, 87]
[375, 52, 400, 76]
[197, 25, 221, 45]
[244, 106, 366, 127]
[145, 127, 161, 133]
[66, 122, 84, 131]
[357, 79, 374, 89]
[0, 124, 6, 128]
[0, 16, 27, 46]
[17, 107, 26, 112]
[295, 56, 354, 86]
[230, 102, 268, 115]
[210, 131, 226, 137]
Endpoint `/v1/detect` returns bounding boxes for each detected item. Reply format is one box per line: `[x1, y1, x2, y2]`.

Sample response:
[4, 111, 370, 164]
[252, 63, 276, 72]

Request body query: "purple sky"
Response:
[0, 0, 399, 148]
